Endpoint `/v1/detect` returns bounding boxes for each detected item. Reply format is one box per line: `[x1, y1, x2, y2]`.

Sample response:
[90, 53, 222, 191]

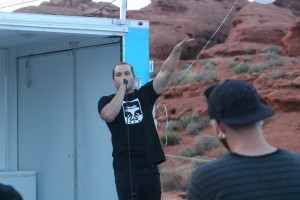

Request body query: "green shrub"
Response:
[199, 59, 208, 66]
[268, 70, 286, 80]
[186, 117, 210, 135]
[169, 69, 216, 86]
[161, 164, 196, 192]
[163, 120, 179, 132]
[180, 73, 197, 85]
[179, 113, 198, 130]
[194, 135, 218, 155]
[266, 60, 276, 68]
[209, 60, 218, 66]
[179, 147, 198, 157]
[233, 63, 250, 74]
[266, 59, 285, 68]
[193, 71, 216, 83]
[159, 131, 181, 146]
[201, 59, 218, 67]
[289, 57, 299, 64]
[186, 122, 201, 135]
[274, 59, 285, 66]
[244, 56, 253, 62]
[227, 59, 237, 68]
[167, 69, 194, 86]
[160, 170, 182, 192]
[180, 64, 190, 70]
[258, 45, 283, 54]
[234, 57, 240, 61]
[248, 64, 268, 73]
[196, 62, 202, 66]
[265, 52, 279, 60]
[167, 72, 179, 86]
[203, 62, 215, 71]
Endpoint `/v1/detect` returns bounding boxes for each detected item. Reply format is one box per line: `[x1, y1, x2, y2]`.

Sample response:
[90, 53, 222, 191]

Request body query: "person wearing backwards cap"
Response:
[187, 79, 300, 200]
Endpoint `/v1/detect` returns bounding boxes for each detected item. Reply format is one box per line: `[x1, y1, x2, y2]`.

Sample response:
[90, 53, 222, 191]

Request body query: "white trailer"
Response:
[0, 10, 150, 200]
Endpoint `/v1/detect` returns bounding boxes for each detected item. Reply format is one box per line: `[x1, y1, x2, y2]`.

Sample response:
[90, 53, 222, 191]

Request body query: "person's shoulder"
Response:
[138, 80, 153, 90]
[278, 149, 300, 160]
[98, 94, 115, 112]
[192, 154, 233, 178]
[98, 94, 115, 102]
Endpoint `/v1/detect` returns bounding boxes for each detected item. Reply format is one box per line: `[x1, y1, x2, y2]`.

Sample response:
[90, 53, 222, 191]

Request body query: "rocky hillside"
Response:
[15, 0, 300, 149]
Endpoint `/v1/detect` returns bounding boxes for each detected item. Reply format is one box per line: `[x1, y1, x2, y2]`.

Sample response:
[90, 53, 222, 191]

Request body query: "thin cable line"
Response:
[155, 0, 239, 160]
[156, 104, 192, 157]
[163, 0, 239, 96]
[124, 90, 134, 200]
[82, 0, 117, 17]
[0, 0, 39, 9]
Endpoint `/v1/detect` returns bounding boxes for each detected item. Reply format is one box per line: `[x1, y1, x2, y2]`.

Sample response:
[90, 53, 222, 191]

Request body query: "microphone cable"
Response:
[124, 80, 134, 200]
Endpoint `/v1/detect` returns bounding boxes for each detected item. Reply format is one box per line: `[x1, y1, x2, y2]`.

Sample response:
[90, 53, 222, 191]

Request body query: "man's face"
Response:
[113, 64, 135, 92]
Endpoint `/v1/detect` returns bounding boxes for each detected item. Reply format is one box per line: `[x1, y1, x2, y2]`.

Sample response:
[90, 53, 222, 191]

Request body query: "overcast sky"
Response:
[0, 0, 151, 12]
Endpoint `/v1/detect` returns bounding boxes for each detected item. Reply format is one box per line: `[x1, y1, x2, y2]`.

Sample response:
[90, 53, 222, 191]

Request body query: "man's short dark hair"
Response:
[112, 62, 135, 79]
[0, 183, 23, 200]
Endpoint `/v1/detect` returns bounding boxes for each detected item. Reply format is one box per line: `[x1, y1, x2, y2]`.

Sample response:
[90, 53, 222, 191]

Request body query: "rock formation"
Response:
[282, 20, 300, 57]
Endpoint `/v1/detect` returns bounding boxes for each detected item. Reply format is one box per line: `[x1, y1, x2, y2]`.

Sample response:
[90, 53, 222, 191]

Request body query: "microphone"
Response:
[123, 79, 128, 84]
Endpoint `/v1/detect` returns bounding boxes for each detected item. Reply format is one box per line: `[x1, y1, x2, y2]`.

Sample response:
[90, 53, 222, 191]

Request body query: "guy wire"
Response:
[156, 0, 239, 159]
[163, 0, 240, 96]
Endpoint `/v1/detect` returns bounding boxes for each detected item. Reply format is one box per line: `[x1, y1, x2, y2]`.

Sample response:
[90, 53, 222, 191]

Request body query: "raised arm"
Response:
[153, 37, 194, 94]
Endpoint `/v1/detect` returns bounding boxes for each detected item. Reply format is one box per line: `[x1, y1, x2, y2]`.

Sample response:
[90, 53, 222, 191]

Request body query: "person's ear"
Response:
[217, 122, 226, 133]
[215, 121, 227, 139]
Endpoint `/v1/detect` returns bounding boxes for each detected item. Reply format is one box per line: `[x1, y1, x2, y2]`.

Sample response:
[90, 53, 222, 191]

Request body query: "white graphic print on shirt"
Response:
[122, 98, 143, 124]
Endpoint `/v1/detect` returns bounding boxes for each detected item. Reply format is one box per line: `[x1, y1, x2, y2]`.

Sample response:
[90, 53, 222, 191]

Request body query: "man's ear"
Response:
[215, 120, 226, 133]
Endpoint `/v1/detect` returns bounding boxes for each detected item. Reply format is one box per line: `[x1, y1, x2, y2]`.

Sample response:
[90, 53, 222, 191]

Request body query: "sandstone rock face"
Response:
[198, 3, 297, 58]
[50, 0, 92, 7]
[15, 5, 83, 15]
[282, 20, 300, 57]
[129, 0, 247, 60]
[198, 42, 267, 58]
[226, 3, 295, 44]
[15, 0, 119, 17]
[274, 0, 300, 17]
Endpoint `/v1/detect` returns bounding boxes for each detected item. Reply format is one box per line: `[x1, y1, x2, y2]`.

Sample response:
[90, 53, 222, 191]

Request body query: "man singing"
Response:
[98, 37, 193, 200]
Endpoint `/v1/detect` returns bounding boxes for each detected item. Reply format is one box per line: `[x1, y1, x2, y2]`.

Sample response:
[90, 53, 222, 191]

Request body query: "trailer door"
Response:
[76, 43, 119, 200]
[0, 50, 6, 170]
[17, 52, 75, 200]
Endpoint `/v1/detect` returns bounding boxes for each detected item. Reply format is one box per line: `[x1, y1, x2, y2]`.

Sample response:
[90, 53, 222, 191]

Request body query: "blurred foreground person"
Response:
[0, 183, 23, 200]
[187, 79, 300, 200]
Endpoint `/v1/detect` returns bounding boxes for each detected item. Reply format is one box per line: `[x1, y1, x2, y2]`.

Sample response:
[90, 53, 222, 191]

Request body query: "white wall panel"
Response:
[0, 50, 6, 170]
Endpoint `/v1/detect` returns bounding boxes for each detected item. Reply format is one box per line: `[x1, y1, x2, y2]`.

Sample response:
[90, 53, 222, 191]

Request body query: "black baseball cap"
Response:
[204, 80, 275, 126]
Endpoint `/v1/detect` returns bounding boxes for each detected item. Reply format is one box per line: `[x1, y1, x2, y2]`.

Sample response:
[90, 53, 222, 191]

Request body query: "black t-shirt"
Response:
[98, 81, 166, 170]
